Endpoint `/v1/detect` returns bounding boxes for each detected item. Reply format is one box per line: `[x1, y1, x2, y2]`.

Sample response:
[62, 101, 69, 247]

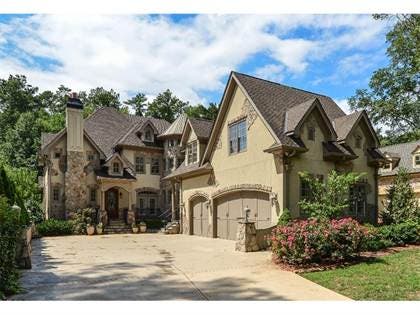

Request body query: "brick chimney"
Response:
[64, 92, 87, 217]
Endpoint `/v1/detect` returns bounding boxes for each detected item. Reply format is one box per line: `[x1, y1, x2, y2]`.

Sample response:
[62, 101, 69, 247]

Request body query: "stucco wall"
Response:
[181, 85, 283, 235]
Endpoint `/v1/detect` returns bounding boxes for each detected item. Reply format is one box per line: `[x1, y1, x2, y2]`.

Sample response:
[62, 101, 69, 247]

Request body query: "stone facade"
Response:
[64, 151, 88, 218]
[235, 221, 259, 252]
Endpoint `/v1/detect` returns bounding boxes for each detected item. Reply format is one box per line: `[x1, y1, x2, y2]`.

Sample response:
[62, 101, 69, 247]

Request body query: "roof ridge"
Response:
[232, 71, 330, 99]
[189, 117, 214, 123]
[381, 139, 420, 149]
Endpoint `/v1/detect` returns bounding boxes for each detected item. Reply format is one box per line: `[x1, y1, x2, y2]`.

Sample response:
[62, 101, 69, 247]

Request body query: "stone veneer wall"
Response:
[65, 151, 87, 217]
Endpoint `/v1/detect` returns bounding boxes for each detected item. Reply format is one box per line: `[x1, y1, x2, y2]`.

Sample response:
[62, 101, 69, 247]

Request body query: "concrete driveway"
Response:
[13, 234, 349, 300]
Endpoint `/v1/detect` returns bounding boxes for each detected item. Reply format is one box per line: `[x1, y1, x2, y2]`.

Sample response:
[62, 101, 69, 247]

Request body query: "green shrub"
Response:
[141, 218, 165, 229]
[277, 208, 292, 226]
[36, 219, 74, 236]
[0, 197, 23, 298]
[271, 217, 368, 265]
[362, 221, 419, 251]
[69, 208, 97, 234]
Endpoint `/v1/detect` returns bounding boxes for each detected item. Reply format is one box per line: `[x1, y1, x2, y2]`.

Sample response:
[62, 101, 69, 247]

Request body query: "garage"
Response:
[215, 191, 271, 240]
[191, 196, 209, 237]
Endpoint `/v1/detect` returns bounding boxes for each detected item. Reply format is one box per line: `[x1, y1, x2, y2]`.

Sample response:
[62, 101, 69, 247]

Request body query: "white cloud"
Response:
[0, 14, 389, 103]
[334, 98, 351, 114]
[254, 63, 285, 82]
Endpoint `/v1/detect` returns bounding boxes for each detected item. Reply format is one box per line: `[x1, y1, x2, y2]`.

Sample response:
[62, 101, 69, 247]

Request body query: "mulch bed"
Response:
[273, 244, 420, 273]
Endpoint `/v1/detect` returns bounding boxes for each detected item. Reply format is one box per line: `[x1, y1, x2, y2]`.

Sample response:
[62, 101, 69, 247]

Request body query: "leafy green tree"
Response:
[184, 102, 218, 120]
[0, 112, 42, 170]
[38, 85, 71, 114]
[124, 93, 148, 116]
[349, 14, 420, 145]
[0, 75, 39, 142]
[79, 87, 121, 117]
[146, 89, 188, 122]
[382, 168, 420, 224]
[298, 170, 364, 220]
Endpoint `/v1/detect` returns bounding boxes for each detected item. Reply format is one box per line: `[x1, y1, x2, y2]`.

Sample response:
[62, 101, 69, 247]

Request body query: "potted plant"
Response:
[139, 221, 147, 233]
[96, 222, 103, 235]
[132, 222, 139, 234]
[86, 217, 95, 236]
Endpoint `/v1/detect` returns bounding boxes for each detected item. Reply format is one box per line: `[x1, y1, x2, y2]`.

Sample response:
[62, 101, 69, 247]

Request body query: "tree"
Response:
[0, 75, 39, 143]
[0, 112, 42, 170]
[79, 87, 121, 117]
[145, 89, 188, 122]
[382, 168, 420, 224]
[184, 102, 219, 120]
[349, 14, 420, 145]
[124, 93, 147, 116]
[298, 170, 364, 220]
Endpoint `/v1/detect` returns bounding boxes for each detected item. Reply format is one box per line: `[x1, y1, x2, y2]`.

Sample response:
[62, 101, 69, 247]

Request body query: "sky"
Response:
[0, 14, 392, 113]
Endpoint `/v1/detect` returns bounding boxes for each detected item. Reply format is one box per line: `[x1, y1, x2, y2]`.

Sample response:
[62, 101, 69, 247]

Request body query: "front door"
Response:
[106, 188, 119, 220]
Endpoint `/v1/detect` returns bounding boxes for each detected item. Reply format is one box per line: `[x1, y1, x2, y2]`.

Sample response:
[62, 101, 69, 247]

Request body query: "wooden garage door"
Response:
[216, 191, 271, 240]
[191, 196, 209, 237]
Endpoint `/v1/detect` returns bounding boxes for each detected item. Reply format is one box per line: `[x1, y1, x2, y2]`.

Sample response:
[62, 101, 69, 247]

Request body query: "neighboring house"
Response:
[164, 72, 385, 240]
[378, 140, 420, 212]
[39, 94, 188, 225]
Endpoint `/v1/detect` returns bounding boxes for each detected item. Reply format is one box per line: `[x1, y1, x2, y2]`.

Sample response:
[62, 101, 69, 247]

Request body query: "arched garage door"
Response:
[191, 196, 209, 237]
[215, 191, 271, 240]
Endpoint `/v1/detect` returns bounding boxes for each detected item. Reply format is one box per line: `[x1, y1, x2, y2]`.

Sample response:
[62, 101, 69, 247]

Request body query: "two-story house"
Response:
[39, 94, 187, 226]
[378, 140, 420, 213]
[164, 72, 385, 240]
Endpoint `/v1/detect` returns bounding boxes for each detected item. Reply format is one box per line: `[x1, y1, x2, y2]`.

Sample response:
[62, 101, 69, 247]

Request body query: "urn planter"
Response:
[86, 225, 95, 236]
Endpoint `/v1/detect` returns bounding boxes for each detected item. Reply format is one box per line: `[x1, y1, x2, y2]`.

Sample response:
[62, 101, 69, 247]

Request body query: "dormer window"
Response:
[355, 135, 362, 149]
[54, 152, 61, 159]
[187, 141, 198, 164]
[382, 162, 392, 171]
[414, 154, 420, 168]
[307, 126, 315, 141]
[113, 162, 120, 174]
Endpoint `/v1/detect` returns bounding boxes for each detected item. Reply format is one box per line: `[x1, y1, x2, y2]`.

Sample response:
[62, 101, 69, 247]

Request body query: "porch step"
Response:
[104, 220, 132, 234]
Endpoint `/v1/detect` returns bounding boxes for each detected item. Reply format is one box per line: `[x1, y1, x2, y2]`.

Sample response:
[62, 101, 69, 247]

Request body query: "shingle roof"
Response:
[189, 118, 214, 141]
[163, 161, 212, 180]
[379, 140, 420, 176]
[41, 132, 59, 150]
[284, 98, 317, 134]
[333, 111, 363, 142]
[41, 107, 171, 159]
[233, 72, 346, 147]
[159, 114, 188, 138]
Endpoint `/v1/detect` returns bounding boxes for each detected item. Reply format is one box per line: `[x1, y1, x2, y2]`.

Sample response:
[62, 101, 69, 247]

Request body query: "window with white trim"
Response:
[53, 188, 60, 202]
[151, 158, 160, 175]
[113, 162, 120, 174]
[414, 154, 420, 168]
[307, 126, 315, 141]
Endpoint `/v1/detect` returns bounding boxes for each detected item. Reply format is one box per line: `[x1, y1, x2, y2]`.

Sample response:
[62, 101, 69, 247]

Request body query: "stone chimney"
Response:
[64, 92, 87, 217]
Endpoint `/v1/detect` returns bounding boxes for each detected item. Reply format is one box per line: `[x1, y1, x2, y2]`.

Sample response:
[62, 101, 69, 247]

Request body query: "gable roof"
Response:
[158, 114, 188, 139]
[233, 72, 346, 147]
[41, 107, 171, 159]
[379, 139, 420, 176]
[189, 118, 214, 141]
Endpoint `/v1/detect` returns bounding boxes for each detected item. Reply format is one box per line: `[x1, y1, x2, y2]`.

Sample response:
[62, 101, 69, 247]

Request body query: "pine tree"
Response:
[382, 168, 420, 224]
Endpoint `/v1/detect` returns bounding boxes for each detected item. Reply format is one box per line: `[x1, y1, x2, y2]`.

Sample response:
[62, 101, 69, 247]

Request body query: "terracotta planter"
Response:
[86, 225, 95, 236]
[132, 227, 139, 234]
[139, 225, 147, 233]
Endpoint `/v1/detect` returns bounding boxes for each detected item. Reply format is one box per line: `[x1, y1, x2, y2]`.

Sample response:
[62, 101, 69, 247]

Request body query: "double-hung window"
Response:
[135, 156, 145, 173]
[229, 119, 247, 154]
[113, 162, 120, 174]
[151, 158, 160, 175]
[187, 141, 198, 164]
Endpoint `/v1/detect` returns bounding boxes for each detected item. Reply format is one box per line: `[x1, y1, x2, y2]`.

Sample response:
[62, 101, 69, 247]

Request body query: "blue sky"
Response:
[0, 14, 391, 113]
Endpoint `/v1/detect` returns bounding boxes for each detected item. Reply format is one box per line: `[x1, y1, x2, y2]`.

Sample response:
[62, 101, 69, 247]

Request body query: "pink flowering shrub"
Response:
[271, 217, 368, 265]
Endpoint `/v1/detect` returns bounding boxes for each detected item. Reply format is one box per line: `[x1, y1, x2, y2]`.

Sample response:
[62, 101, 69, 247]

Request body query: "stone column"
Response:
[171, 181, 176, 221]
[99, 189, 108, 225]
[127, 190, 135, 225]
[235, 221, 259, 252]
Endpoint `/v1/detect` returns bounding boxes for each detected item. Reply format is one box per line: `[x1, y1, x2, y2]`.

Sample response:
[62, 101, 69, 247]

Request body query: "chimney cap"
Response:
[67, 92, 83, 110]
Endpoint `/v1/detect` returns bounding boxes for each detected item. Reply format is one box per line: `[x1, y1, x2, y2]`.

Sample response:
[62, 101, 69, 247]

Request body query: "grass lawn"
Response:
[302, 248, 420, 300]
